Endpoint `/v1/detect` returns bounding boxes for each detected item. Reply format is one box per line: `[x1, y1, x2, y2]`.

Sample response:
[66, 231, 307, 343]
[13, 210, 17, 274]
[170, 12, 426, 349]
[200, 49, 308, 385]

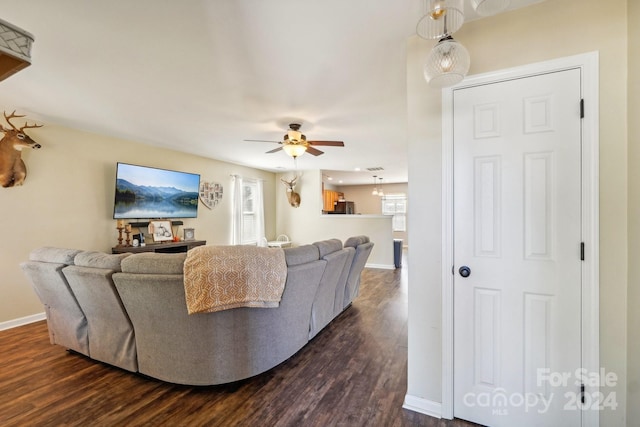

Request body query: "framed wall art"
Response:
[199, 181, 223, 209]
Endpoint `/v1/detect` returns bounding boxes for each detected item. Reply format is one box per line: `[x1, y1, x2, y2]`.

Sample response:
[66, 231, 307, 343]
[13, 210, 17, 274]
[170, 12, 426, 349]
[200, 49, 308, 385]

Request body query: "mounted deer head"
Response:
[0, 111, 42, 188]
[281, 176, 301, 208]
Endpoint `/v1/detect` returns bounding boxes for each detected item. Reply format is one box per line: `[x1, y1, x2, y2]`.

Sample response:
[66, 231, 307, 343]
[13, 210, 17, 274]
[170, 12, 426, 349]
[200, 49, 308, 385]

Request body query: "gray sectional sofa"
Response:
[20, 236, 374, 385]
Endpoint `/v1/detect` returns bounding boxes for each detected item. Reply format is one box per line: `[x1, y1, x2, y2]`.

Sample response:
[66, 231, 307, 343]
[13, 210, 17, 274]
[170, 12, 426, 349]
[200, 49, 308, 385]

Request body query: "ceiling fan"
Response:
[244, 123, 344, 158]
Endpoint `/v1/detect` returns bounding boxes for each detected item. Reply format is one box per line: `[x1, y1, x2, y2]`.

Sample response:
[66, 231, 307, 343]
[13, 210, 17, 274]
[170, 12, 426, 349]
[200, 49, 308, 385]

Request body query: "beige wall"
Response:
[276, 170, 395, 268]
[333, 182, 408, 245]
[0, 122, 276, 325]
[407, 0, 629, 425]
[627, 0, 640, 422]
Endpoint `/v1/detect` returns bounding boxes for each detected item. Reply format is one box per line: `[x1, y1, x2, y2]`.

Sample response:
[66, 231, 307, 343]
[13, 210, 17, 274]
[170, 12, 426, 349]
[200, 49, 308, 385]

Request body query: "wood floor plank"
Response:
[0, 256, 483, 427]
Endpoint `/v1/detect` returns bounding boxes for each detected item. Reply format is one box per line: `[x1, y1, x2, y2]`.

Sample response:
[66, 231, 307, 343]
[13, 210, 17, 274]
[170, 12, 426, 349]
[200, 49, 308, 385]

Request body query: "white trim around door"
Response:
[441, 51, 599, 427]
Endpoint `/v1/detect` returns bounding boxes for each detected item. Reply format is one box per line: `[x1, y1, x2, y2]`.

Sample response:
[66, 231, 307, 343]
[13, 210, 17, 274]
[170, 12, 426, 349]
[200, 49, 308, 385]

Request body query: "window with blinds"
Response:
[242, 180, 258, 244]
[381, 194, 407, 232]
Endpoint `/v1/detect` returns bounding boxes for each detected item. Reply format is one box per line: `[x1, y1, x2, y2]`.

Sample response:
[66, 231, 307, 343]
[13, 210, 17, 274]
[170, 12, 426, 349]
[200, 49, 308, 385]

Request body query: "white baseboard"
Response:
[403, 394, 442, 419]
[0, 312, 45, 331]
[365, 263, 396, 270]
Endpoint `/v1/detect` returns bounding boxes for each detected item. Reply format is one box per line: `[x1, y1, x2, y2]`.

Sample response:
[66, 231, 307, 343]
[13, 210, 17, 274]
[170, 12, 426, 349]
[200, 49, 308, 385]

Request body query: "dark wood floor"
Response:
[0, 255, 481, 427]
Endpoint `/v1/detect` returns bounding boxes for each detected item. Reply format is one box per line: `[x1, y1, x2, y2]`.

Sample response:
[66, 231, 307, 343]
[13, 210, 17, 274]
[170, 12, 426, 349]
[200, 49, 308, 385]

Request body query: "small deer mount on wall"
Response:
[0, 111, 42, 188]
[281, 176, 301, 208]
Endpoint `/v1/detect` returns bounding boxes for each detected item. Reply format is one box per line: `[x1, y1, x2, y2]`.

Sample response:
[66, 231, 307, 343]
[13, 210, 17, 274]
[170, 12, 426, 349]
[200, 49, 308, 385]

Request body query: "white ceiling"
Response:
[0, 0, 543, 185]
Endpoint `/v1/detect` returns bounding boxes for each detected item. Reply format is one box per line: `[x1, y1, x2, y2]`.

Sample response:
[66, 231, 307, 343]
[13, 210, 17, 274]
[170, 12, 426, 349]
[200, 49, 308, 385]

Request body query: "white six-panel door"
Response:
[453, 69, 582, 426]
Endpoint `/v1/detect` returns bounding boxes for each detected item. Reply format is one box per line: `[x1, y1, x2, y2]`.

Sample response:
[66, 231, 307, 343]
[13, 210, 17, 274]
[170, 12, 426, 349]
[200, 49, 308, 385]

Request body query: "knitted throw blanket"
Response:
[183, 245, 287, 314]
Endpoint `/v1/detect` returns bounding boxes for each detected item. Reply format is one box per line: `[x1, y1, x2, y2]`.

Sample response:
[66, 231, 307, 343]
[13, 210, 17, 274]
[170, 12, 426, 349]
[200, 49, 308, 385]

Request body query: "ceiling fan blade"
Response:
[244, 139, 282, 144]
[306, 146, 325, 156]
[308, 140, 344, 147]
[266, 147, 283, 154]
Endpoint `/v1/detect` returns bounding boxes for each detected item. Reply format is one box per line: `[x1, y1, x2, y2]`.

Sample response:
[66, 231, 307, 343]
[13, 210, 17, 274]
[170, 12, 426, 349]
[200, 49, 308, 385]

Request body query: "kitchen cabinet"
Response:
[323, 190, 343, 211]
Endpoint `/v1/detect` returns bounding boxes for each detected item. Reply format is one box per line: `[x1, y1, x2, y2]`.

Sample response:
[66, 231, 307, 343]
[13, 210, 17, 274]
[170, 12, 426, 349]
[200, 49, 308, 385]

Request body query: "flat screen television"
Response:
[113, 162, 200, 219]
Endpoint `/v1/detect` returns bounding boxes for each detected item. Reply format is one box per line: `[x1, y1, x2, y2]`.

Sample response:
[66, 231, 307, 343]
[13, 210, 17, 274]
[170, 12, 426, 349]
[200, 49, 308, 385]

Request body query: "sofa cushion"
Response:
[74, 251, 131, 272]
[121, 253, 187, 274]
[313, 239, 343, 258]
[29, 247, 82, 265]
[344, 235, 370, 248]
[283, 244, 319, 266]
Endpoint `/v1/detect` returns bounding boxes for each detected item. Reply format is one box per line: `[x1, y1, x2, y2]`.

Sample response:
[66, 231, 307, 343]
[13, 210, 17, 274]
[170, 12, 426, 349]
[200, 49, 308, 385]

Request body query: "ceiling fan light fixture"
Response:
[424, 36, 470, 88]
[471, 0, 510, 16]
[286, 130, 304, 143]
[248, 122, 344, 157]
[416, 0, 464, 40]
[282, 143, 307, 158]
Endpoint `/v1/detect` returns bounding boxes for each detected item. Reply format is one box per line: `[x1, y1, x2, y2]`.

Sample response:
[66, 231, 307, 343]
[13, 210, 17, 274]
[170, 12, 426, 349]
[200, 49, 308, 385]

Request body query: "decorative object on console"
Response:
[124, 223, 132, 246]
[131, 233, 144, 247]
[281, 176, 301, 208]
[199, 181, 223, 209]
[0, 18, 34, 82]
[0, 111, 42, 188]
[148, 220, 173, 242]
[184, 228, 195, 241]
[115, 220, 125, 247]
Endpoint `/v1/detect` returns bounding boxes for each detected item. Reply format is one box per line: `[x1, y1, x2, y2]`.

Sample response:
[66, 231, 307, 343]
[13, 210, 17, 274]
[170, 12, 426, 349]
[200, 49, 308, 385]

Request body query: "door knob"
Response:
[459, 266, 471, 278]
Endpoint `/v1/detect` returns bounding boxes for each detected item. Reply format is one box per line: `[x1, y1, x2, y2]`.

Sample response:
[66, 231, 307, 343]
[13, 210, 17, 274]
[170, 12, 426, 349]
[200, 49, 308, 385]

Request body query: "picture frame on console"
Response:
[184, 228, 195, 241]
[148, 220, 173, 242]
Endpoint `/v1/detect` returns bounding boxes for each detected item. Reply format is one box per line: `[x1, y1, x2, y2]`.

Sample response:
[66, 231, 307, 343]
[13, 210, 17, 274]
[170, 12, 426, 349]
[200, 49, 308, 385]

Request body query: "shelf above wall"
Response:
[0, 18, 34, 82]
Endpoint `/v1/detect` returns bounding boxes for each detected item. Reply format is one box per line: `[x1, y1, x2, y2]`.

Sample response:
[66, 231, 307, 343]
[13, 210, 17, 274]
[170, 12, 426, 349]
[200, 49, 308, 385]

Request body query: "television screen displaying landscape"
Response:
[113, 163, 200, 219]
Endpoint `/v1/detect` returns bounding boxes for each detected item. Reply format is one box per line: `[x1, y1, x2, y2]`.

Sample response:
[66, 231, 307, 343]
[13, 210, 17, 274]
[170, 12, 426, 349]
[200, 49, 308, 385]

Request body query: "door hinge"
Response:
[581, 242, 585, 261]
[580, 99, 585, 119]
[580, 383, 585, 404]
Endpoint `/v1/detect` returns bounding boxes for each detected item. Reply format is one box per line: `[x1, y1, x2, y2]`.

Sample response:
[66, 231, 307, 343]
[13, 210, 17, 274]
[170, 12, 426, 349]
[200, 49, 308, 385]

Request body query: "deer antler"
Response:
[4, 111, 25, 131]
[19, 122, 43, 132]
[3, 110, 42, 132]
[280, 176, 298, 187]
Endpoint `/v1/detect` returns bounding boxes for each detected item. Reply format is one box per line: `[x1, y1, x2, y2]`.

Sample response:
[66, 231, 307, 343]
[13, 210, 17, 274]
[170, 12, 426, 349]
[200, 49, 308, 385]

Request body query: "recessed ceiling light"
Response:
[354, 167, 361, 171]
[328, 176, 333, 181]
[339, 180, 343, 184]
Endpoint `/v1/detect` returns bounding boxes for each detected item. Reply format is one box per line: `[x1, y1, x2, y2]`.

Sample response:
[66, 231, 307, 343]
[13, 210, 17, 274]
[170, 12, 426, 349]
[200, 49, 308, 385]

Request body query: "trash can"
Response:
[393, 239, 403, 268]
